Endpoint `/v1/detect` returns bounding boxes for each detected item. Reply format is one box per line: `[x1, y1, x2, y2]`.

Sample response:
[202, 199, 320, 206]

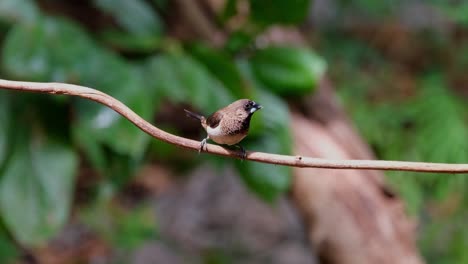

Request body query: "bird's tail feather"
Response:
[184, 109, 204, 121]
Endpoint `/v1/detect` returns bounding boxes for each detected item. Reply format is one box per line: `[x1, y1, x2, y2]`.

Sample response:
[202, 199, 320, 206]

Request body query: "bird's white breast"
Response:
[206, 125, 246, 145]
[206, 125, 223, 137]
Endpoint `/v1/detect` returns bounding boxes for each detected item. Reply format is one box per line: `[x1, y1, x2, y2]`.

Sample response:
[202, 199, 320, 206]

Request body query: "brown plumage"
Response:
[184, 99, 262, 156]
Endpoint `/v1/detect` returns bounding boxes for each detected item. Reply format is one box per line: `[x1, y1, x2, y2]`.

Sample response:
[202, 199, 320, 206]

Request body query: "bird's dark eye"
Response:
[244, 101, 254, 110]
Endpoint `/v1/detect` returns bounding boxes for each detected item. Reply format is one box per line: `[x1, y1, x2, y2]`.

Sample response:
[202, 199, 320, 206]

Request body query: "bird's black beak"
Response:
[250, 102, 263, 113]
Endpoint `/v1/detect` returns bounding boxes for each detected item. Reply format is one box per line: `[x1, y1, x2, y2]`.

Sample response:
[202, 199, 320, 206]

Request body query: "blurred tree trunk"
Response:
[172, 1, 425, 263]
[292, 79, 424, 264]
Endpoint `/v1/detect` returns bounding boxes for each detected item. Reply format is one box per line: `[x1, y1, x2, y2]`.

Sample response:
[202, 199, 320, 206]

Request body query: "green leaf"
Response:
[2, 20, 52, 80]
[0, 0, 39, 24]
[0, 93, 10, 167]
[2, 17, 96, 81]
[145, 52, 235, 113]
[0, 129, 77, 246]
[189, 43, 246, 97]
[2, 17, 153, 160]
[93, 0, 163, 36]
[249, 0, 311, 25]
[251, 46, 326, 95]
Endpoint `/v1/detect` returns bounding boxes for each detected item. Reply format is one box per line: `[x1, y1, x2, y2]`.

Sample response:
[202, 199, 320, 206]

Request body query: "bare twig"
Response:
[1, 78, 467, 173]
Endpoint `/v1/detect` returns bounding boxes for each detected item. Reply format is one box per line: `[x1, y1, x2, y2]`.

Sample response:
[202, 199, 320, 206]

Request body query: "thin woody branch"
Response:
[1, 78, 467, 173]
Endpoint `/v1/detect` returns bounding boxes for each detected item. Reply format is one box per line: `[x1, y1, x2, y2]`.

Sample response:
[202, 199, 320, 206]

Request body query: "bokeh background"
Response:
[0, 0, 467, 263]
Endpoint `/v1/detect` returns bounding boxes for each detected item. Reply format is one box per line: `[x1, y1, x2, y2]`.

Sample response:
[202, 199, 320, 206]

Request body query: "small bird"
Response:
[184, 99, 263, 157]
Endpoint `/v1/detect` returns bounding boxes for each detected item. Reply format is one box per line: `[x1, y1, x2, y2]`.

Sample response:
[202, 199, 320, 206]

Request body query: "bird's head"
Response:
[225, 99, 263, 120]
[243, 100, 263, 114]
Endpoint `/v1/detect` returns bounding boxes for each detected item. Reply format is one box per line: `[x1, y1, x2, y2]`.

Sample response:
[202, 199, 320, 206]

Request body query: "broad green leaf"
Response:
[251, 46, 326, 95]
[2, 17, 154, 160]
[0, 129, 77, 246]
[2, 20, 53, 80]
[94, 0, 163, 36]
[145, 52, 234, 113]
[249, 0, 311, 25]
[189, 43, 247, 97]
[2, 16, 152, 192]
[0, 93, 10, 167]
[0, 0, 39, 24]
[2, 17, 96, 81]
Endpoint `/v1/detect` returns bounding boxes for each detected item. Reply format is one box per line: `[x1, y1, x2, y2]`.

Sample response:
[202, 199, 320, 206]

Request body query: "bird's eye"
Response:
[244, 101, 253, 110]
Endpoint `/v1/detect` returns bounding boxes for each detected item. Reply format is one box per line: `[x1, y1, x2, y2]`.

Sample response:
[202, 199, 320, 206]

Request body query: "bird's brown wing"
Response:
[206, 111, 223, 128]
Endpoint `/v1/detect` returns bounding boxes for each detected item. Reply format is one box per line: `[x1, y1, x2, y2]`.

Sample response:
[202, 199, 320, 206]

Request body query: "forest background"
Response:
[0, 0, 467, 263]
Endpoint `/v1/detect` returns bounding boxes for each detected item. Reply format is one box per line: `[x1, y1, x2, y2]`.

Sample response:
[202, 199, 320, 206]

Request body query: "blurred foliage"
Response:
[1, 0, 466, 263]
[336, 0, 399, 17]
[0, 226, 18, 263]
[80, 186, 157, 252]
[249, 0, 311, 25]
[0, 126, 77, 245]
[251, 46, 326, 95]
[431, 0, 468, 25]
[0, 0, 324, 256]
[317, 3, 468, 260]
